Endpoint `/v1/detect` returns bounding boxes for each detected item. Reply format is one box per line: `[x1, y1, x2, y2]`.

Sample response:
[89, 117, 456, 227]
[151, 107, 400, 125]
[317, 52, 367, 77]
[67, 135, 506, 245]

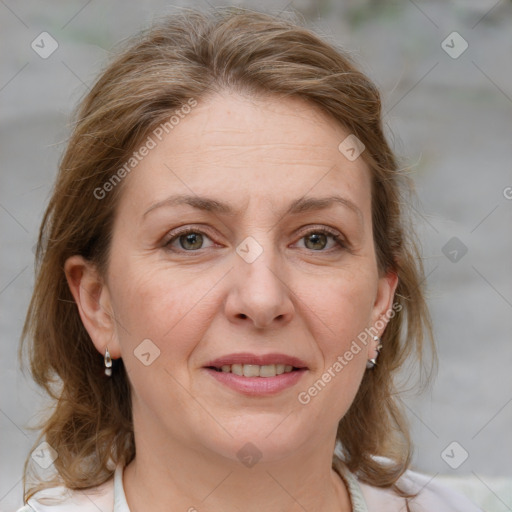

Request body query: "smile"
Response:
[208, 363, 297, 378]
[203, 353, 308, 395]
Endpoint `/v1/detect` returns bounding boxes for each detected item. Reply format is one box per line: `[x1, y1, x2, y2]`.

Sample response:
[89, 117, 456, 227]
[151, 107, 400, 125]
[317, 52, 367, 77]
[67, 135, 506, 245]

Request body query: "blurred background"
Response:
[1, 0, 511, 510]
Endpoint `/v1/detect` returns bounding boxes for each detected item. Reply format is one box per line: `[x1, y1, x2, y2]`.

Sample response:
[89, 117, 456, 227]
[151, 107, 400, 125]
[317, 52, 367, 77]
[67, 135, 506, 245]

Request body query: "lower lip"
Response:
[204, 368, 307, 396]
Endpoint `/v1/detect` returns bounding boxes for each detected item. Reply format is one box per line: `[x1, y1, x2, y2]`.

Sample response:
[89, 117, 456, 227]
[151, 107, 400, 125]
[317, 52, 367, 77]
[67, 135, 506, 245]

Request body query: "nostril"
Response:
[239, 314, 247, 319]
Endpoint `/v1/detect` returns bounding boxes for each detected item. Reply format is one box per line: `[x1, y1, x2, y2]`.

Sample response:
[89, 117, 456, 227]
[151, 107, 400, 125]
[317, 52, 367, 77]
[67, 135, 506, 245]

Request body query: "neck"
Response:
[123, 419, 352, 512]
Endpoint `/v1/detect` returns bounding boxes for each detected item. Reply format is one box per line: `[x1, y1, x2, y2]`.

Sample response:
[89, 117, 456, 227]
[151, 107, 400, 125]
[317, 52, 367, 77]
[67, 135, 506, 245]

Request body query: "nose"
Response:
[224, 242, 295, 329]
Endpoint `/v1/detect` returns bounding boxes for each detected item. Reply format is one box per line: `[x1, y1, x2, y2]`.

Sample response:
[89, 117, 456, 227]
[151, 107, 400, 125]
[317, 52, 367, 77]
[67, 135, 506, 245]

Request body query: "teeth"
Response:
[213, 363, 297, 377]
[243, 364, 260, 377]
[259, 364, 277, 377]
[231, 364, 243, 376]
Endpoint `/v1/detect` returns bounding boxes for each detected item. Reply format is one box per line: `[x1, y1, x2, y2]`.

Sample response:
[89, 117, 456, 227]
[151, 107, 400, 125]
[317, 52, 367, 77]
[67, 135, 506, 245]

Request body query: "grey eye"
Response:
[179, 232, 204, 250]
[304, 232, 328, 250]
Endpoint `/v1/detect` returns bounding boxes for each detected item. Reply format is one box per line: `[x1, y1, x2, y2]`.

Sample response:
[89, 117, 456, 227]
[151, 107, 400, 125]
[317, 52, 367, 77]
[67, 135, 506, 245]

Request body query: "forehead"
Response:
[166, 92, 363, 166]
[118, 92, 372, 217]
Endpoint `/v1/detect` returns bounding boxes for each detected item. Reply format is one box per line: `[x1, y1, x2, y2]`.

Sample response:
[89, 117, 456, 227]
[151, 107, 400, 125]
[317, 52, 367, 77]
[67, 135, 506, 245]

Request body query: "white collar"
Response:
[113, 464, 131, 512]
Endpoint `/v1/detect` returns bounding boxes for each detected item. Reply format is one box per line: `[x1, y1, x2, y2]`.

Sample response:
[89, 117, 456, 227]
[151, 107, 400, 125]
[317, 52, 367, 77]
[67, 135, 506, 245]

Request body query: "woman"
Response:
[17, 7, 482, 511]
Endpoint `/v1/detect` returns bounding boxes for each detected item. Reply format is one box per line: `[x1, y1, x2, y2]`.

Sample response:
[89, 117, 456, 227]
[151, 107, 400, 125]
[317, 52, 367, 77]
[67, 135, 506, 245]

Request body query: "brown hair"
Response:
[20, 6, 436, 501]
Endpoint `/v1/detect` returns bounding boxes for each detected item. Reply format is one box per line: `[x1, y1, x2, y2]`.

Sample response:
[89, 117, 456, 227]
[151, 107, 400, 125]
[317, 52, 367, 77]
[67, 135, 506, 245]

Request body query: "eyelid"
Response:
[162, 225, 217, 250]
[295, 224, 342, 238]
[294, 225, 349, 251]
[163, 224, 350, 253]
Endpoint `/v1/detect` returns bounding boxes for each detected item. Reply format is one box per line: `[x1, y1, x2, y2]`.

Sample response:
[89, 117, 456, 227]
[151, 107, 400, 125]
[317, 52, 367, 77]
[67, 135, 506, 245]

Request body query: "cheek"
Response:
[297, 274, 373, 420]
[304, 268, 376, 355]
[107, 266, 208, 412]
[108, 260, 205, 362]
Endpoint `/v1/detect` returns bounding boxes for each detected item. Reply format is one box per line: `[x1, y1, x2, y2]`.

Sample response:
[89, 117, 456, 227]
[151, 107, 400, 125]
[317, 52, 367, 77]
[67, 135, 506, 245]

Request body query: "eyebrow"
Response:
[143, 194, 363, 222]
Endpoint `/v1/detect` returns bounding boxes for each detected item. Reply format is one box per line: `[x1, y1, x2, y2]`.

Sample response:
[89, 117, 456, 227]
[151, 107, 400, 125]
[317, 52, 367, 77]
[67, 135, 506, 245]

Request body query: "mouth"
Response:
[206, 363, 301, 378]
[202, 353, 308, 395]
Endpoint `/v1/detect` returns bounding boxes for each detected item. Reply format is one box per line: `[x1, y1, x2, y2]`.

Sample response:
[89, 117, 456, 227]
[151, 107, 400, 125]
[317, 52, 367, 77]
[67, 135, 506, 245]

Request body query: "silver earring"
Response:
[104, 347, 112, 377]
[366, 336, 382, 369]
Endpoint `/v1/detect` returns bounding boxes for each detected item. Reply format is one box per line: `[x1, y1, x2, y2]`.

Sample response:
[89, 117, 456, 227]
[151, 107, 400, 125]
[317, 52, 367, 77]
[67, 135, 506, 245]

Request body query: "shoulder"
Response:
[358, 468, 483, 512]
[16, 476, 114, 512]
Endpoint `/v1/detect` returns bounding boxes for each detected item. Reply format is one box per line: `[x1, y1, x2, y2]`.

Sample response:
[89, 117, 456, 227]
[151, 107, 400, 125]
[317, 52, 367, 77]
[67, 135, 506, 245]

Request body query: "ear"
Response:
[371, 270, 399, 337]
[64, 255, 121, 359]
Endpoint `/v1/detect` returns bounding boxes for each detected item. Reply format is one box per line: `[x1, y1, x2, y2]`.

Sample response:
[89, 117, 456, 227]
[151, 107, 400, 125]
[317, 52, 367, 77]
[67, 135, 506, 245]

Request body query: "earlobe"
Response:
[64, 255, 121, 359]
[366, 271, 399, 366]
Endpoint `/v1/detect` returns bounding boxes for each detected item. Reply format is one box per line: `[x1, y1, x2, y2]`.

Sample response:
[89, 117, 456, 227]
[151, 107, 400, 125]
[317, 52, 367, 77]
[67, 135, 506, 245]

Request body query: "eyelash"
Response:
[163, 226, 348, 254]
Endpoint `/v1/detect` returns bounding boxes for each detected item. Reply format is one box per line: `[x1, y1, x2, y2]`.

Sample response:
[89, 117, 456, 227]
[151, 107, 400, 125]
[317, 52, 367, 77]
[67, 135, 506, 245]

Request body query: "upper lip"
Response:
[204, 353, 308, 369]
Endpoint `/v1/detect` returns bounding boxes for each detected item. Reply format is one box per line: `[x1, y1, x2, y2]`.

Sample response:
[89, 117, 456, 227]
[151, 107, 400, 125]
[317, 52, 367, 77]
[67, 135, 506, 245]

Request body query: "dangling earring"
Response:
[104, 347, 112, 377]
[366, 336, 382, 369]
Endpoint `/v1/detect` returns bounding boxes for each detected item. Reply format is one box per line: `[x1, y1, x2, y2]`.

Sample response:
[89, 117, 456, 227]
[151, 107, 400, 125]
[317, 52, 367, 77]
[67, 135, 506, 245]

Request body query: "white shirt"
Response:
[17, 463, 483, 512]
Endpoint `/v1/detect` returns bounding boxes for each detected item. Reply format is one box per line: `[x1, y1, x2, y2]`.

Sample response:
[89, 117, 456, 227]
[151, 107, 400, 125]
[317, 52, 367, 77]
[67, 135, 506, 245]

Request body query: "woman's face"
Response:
[85, 92, 397, 463]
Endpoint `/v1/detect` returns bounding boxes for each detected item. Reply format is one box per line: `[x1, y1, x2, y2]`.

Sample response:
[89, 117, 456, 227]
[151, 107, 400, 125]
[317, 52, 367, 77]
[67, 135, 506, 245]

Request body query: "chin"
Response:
[197, 420, 312, 465]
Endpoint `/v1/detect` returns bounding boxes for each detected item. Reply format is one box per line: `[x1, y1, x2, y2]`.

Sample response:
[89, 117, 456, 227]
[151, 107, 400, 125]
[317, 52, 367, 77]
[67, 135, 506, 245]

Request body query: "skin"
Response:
[65, 91, 398, 512]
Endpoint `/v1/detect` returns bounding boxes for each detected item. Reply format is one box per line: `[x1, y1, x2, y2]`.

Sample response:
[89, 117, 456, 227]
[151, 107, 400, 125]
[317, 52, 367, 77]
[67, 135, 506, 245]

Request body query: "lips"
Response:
[202, 353, 308, 395]
[204, 352, 308, 369]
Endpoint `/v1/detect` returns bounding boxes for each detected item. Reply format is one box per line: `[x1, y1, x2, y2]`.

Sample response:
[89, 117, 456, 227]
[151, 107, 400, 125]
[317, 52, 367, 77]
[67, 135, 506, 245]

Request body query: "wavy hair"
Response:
[19, 6, 436, 501]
